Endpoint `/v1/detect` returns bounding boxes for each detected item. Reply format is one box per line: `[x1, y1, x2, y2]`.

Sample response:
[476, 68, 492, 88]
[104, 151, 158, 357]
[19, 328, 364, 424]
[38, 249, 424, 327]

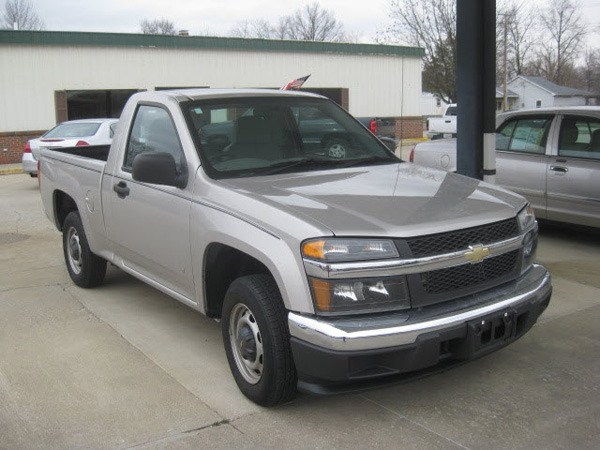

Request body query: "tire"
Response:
[62, 211, 107, 288]
[324, 138, 349, 159]
[221, 274, 297, 406]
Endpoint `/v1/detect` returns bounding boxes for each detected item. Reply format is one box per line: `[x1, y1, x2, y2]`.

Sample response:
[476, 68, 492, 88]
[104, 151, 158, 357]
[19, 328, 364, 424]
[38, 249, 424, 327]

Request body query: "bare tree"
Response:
[272, 17, 292, 40]
[499, 1, 537, 78]
[1, 0, 44, 30]
[230, 19, 274, 39]
[227, 4, 346, 42]
[140, 18, 177, 35]
[578, 48, 600, 95]
[286, 3, 345, 42]
[383, 0, 457, 103]
[535, 0, 586, 84]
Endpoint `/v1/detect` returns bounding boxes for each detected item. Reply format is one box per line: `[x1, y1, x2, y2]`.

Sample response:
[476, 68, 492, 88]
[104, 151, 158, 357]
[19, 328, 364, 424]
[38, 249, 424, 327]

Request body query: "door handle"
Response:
[113, 181, 130, 198]
[445, 120, 451, 123]
[549, 165, 568, 173]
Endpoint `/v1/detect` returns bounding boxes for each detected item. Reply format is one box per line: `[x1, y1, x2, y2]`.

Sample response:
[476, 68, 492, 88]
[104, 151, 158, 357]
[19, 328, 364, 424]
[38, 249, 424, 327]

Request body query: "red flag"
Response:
[281, 74, 311, 90]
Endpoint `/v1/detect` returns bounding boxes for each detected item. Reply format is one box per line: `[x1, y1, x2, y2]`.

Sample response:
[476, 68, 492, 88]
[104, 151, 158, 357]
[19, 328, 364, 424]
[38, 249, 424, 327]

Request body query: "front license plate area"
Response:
[466, 309, 516, 356]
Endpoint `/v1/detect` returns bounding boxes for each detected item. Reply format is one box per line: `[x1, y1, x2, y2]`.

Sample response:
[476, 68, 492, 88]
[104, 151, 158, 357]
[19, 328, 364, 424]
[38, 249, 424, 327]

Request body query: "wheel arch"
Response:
[203, 242, 276, 318]
[53, 189, 79, 231]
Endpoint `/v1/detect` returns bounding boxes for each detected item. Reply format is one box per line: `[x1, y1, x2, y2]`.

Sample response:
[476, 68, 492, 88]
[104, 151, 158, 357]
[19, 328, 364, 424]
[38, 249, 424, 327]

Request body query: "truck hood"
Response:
[220, 163, 526, 237]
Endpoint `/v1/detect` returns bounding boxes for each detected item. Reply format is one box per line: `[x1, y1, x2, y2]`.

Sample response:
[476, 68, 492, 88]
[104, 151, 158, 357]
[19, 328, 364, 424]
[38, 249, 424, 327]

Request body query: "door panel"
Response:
[107, 177, 194, 299]
[105, 104, 195, 300]
[496, 152, 549, 217]
[495, 116, 554, 218]
[546, 115, 600, 227]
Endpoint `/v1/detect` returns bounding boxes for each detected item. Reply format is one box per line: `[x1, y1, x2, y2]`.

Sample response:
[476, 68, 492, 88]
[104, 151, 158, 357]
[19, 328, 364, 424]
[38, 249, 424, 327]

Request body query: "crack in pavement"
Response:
[124, 418, 235, 449]
[358, 394, 472, 450]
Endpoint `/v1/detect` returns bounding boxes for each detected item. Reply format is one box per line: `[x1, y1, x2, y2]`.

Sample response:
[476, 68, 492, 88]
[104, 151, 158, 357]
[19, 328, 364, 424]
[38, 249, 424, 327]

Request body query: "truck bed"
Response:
[48, 145, 111, 161]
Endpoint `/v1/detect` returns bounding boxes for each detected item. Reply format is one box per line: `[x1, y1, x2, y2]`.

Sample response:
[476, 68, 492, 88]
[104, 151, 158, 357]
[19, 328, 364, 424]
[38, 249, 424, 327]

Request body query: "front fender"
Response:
[190, 203, 315, 315]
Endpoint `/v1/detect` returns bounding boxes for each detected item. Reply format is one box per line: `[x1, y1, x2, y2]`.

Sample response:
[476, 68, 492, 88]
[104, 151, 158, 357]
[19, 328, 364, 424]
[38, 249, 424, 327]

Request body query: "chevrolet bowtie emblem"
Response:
[464, 244, 491, 264]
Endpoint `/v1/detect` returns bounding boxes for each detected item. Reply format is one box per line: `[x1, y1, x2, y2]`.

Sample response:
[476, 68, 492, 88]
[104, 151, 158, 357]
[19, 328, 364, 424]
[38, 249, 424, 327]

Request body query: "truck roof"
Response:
[146, 88, 327, 103]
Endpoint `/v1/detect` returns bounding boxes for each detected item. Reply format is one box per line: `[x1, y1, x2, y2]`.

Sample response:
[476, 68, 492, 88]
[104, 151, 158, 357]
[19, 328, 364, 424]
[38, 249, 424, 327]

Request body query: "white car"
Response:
[22, 118, 119, 176]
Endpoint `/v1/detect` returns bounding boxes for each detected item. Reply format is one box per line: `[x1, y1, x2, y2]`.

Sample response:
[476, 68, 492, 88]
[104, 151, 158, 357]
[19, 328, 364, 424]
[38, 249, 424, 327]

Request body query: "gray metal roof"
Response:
[495, 88, 518, 98]
[517, 75, 593, 97]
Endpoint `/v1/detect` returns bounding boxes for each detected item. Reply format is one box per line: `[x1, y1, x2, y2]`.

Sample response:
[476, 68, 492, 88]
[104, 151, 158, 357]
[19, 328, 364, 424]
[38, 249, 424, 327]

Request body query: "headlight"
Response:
[309, 276, 410, 314]
[517, 204, 538, 273]
[517, 203, 536, 231]
[302, 238, 399, 262]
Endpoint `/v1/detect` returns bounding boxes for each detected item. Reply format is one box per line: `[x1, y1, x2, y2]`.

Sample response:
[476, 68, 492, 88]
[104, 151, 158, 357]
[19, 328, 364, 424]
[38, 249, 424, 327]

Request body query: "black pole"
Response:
[456, 0, 496, 181]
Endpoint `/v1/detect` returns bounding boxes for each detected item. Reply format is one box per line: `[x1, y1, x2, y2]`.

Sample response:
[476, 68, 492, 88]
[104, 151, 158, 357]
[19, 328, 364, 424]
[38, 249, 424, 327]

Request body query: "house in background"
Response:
[508, 75, 595, 110]
[495, 88, 519, 111]
[421, 87, 519, 117]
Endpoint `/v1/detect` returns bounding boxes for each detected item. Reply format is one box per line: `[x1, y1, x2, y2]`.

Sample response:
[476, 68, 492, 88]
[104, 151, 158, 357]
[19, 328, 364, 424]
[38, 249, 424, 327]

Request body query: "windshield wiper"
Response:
[336, 155, 398, 168]
[260, 157, 334, 176]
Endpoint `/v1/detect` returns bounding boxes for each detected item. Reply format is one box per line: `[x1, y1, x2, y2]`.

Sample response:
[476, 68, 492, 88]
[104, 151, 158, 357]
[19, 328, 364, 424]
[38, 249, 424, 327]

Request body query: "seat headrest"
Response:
[591, 128, 600, 150]
[235, 116, 275, 145]
[561, 121, 579, 144]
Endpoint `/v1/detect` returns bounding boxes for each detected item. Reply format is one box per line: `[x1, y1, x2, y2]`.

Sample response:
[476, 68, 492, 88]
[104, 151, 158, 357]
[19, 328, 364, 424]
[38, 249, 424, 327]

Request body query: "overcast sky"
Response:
[32, 0, 600, 47]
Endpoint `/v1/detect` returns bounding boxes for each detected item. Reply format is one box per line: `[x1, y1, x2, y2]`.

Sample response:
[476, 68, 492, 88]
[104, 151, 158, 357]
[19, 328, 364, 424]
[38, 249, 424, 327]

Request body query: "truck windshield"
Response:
[181, 97, 398, 179]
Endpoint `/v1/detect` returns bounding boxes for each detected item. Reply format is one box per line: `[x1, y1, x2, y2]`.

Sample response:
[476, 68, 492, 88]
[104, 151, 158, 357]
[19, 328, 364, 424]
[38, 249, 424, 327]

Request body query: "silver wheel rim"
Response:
[229, 303, 263, 384]
[66, 226, 83, 275]
[328, 142, 346, 159]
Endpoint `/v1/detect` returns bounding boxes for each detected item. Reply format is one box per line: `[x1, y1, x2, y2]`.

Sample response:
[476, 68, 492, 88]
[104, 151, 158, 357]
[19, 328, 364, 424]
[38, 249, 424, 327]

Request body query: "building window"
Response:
[59, 89, 140, 121]
[536, 100, 542, 108]
[436, 98, 441, 107]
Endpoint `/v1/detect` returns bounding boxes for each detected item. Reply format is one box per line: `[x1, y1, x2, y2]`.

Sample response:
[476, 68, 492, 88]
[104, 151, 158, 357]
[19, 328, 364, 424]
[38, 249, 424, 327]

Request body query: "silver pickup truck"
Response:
[39, 89, 551, 406]
[411, 107, 600, 228]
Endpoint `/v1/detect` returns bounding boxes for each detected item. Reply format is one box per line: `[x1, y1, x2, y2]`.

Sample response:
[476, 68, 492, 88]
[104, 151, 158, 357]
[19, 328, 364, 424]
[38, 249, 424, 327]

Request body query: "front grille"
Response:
[406, 218, 519, 258]
[421, 250, 519, 294]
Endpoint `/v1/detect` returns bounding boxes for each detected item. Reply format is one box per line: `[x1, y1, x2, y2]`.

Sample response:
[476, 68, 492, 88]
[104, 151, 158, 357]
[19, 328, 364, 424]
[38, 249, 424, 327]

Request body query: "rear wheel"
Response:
[221, 274, 297, 406]
[62, 211, 107, 288]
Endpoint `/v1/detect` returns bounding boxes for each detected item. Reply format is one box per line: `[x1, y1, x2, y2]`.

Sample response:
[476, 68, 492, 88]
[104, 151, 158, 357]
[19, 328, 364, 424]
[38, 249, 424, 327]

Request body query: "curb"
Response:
[396, 138, 429, 147]
[0, 167, 23, 175]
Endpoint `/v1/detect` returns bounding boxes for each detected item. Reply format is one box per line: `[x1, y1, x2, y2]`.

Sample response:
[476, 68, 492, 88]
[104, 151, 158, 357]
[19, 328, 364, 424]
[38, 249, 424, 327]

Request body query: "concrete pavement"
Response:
[1, 173, 599, 449]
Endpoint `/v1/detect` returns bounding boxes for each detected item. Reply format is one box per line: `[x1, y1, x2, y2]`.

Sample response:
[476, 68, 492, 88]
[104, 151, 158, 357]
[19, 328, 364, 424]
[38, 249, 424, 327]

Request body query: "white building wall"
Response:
[508, 79, 554, 110]
[554, 96, 588, 107]
[0, 45, 422, 132]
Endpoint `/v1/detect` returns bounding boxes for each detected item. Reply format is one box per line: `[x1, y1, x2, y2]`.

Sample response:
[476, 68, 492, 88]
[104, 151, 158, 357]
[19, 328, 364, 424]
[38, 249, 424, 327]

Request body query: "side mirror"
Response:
[132, 152, 187, 188]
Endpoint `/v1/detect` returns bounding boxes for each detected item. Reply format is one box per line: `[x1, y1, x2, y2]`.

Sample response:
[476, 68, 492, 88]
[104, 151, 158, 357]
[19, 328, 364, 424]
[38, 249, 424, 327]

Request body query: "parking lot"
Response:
[1, 173, 599, 449]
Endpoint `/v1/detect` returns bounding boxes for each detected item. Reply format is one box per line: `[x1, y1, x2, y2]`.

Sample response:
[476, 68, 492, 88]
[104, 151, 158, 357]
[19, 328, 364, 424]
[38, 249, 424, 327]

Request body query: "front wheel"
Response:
[221, 274, 297, 406]
[62, 211, 107, 288]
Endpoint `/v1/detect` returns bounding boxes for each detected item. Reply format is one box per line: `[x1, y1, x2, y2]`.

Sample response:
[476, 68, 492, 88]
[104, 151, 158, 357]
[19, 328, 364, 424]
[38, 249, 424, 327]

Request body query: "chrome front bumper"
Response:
[289, 264, 551, 352]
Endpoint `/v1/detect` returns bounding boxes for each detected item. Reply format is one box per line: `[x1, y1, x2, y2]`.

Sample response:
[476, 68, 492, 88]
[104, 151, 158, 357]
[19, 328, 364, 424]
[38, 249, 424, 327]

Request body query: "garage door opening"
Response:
[54, 89, 140, 123]
[299, 88, 348, 110]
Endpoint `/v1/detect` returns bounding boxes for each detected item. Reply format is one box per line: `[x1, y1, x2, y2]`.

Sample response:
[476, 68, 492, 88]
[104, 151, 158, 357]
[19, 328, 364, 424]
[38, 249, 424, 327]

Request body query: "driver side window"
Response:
[123, 105, 185, 172]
